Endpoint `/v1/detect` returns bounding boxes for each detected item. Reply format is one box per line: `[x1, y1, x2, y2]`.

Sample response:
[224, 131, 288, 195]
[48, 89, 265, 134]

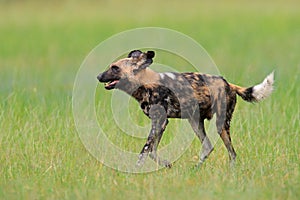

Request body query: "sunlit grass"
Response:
[0, 0, 299, 199]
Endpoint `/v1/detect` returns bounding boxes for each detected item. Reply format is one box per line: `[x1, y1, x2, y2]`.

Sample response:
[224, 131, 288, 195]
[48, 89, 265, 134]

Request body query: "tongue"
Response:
[105, 80, 118, 87]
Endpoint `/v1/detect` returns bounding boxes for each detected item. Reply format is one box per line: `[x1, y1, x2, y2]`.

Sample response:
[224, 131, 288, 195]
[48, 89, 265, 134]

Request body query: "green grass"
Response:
[0, 0, 299, 199]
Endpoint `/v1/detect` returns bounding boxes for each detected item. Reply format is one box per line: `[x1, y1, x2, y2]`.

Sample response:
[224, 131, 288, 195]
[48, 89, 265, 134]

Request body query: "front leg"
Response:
[136, 104, 171, 168]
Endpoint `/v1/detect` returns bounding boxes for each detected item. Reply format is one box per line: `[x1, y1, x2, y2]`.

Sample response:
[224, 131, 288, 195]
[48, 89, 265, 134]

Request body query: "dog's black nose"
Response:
[97, 73, 102, 81]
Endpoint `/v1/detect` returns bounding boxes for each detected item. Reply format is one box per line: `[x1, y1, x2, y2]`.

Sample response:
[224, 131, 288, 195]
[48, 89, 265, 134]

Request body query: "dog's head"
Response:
[97, 50, 155, 90]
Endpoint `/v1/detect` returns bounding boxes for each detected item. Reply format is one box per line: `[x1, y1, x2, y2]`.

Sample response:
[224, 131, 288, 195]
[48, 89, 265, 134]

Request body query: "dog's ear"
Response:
[137, 51, 155, 71]
[129, 50, 155, 74]
[128, 50, 142, 58]
[146, 51, 155, 59]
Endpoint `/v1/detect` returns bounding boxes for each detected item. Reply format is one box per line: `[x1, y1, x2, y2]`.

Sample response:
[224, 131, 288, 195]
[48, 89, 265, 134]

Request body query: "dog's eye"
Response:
[111, 65, 120, 73]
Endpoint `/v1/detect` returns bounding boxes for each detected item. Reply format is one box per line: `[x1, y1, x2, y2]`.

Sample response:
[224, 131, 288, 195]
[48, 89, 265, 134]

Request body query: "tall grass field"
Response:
[0, 0, 299, 199]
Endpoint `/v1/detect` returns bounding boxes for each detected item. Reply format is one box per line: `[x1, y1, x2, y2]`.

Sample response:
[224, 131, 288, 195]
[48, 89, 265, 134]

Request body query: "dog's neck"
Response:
[117, 68, 160, 96]
[135, 68, 160, 85]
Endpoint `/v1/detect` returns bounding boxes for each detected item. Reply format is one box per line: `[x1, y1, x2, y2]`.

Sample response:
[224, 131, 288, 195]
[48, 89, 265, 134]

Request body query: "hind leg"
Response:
[216, 100, 237, 166]
[188, 118, 214, 166]
[219, 127, 236, 166]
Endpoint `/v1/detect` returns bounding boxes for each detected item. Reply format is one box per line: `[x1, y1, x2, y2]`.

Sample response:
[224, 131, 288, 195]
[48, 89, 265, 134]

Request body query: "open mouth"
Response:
[104, 80, 119, 90]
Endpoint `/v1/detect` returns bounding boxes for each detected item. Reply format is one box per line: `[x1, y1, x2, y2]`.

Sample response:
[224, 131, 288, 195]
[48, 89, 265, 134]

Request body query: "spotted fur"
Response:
[97, 50, 274, 168]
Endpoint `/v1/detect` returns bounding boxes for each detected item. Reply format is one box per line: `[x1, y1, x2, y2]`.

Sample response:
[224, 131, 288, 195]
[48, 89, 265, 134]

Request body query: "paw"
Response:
[160, 160, 172, 168]
[196, 161, 203, 168]
[136, 153, 148, 168]
[229, 159, 236, 168]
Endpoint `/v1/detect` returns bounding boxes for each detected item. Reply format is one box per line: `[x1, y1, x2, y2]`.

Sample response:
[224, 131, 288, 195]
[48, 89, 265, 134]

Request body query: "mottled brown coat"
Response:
[97, 50, 274, 168]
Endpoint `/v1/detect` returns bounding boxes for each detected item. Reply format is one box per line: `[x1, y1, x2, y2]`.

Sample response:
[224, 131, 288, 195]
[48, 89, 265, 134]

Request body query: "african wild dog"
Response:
[97, 50, 274, 168]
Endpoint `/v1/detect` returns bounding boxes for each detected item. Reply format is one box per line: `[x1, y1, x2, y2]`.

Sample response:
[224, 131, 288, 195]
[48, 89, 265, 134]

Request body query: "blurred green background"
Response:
[0, 0, 299, 199]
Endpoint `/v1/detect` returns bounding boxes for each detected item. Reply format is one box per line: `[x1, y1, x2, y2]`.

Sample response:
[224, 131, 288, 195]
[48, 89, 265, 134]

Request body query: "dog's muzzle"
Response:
[97, 73, 119, 90]
[97, 73, 104, 82]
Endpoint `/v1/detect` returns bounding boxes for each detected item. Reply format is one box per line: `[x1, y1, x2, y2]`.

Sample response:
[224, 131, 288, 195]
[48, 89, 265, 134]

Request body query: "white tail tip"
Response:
[252, 71, 274, 101]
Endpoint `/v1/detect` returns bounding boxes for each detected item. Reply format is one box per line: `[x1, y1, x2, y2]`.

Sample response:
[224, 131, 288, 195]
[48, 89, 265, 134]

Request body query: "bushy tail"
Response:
[230, 72, 274, 102]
